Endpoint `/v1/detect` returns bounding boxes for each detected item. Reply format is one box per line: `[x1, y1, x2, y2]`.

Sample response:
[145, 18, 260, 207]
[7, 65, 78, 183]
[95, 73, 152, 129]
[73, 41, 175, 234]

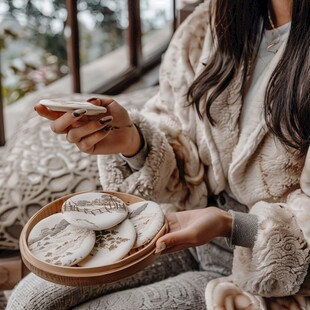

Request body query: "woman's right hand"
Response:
[155, 207, 232, 254]
[35, 98, 142, 156]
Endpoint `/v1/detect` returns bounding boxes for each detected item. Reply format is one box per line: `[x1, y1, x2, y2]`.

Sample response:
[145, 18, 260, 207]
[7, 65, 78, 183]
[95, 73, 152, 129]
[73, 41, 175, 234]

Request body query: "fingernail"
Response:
[99, 115, 113, 125]
[87, 97, 98, 102]
[155, 243, 166, 254]
[72, 109, 87, 117]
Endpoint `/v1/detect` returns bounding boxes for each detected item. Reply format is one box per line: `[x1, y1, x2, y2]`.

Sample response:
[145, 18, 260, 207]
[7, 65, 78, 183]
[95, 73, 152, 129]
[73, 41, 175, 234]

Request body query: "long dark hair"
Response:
[187, 0, 310, 156]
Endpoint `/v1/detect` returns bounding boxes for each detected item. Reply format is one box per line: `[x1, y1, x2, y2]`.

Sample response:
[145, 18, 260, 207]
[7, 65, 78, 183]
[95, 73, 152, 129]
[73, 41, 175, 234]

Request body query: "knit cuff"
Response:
[119, 125, 148, 171]
[227, 211, 258, 248]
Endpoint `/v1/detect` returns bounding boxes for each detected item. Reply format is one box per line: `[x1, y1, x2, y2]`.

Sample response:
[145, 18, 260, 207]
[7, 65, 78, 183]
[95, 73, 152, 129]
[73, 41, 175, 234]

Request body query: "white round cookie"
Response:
[77, 219, 136, 267]
[28, 213, 96, 266]
[62, 193, 128, 230]
[128, 201, 164, 248]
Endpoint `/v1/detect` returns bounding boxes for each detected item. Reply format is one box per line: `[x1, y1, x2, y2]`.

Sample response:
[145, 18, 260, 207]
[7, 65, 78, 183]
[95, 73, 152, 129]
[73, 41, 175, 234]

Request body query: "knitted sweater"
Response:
[97, 1, 310, 307]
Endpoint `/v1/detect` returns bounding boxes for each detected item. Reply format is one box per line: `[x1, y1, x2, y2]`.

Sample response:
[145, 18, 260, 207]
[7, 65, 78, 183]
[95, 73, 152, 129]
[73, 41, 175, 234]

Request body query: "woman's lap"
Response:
[7, 250, 199, 310]
[72, 270, 221, 310]
[7, 239, 233, 310]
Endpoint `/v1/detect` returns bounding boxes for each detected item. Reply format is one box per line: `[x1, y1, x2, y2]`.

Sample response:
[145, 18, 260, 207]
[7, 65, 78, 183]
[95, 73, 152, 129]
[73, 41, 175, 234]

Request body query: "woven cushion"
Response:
[0, 87, 158, 250]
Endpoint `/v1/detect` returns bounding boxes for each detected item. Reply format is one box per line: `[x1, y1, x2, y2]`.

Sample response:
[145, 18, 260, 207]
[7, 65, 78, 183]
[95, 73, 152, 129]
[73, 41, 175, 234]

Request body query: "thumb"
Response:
[155, 230, 189, 253]
[87, 97, 114, 107]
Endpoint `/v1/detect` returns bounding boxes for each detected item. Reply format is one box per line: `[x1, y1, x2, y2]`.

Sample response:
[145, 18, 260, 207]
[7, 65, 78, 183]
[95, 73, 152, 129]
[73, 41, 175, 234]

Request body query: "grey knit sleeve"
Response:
[119, 126, 148, 171]
[228, 211, 258, 248]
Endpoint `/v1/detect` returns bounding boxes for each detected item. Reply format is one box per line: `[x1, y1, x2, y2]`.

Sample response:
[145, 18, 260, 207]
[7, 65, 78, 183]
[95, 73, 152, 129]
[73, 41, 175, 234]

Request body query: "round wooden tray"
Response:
[19, 191, 167, 286]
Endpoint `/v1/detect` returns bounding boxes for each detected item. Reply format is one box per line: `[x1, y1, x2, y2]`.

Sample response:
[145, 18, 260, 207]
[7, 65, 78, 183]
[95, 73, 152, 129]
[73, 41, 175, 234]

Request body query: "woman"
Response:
[8, 0, 310, 309]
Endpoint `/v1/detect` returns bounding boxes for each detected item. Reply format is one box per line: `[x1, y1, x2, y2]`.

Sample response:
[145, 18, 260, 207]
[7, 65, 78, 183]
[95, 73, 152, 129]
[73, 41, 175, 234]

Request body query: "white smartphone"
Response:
[38, 99, 107, 116]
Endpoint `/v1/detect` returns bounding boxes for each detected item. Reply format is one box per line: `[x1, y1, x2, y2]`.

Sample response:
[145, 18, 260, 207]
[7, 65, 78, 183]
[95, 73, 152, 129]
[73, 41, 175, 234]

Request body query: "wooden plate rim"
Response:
[20, 191, 167, 281]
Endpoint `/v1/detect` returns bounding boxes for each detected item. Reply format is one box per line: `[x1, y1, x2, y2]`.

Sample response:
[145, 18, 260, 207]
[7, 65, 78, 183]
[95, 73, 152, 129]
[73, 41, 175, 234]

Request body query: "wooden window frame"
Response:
[1, 0, 198, 146]
[0, 59, 4, 146]
[66, 0, 177, 95]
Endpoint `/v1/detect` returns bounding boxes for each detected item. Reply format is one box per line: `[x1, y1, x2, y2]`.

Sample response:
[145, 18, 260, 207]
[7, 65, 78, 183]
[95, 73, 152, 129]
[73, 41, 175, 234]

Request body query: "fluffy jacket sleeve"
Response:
[232, 148, 310, 297]
[206, 184, 310, 307]
[97, 2, 212, 211]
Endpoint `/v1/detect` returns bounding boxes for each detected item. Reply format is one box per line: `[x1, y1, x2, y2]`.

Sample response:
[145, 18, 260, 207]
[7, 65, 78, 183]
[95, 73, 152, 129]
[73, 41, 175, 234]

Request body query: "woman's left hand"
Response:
[35, 98, 142, 156]
[155, 207, 232, 254]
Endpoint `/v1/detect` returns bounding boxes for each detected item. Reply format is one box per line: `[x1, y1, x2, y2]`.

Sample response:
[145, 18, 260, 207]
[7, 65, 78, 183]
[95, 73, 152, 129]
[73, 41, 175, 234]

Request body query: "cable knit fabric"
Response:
[6, 250, 222, 310]
[96, 1, 310, 307]
[72, 271, 216, 310]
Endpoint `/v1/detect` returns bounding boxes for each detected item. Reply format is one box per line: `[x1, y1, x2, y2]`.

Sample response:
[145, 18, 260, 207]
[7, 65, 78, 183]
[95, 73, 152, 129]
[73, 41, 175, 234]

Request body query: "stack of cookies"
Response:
[27, 193, 165, 268]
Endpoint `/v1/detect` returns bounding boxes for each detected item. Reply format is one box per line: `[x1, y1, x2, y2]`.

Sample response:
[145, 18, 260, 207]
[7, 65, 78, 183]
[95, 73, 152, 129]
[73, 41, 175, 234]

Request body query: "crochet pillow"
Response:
[0, 87, 158, 250]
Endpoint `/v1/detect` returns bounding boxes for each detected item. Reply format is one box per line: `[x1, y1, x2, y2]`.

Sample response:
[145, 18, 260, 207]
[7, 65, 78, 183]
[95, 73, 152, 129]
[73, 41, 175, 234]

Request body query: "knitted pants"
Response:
[6, 240, 233, 310]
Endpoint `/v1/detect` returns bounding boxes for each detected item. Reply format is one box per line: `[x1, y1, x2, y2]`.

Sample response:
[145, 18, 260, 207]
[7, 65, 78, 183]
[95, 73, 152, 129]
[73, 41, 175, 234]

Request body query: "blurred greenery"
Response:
[1, 0, 172, 106]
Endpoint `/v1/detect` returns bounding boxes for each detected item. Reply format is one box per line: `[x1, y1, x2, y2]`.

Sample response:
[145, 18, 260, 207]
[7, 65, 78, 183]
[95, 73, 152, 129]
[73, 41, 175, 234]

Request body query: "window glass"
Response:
[0, 0, 68, 106]
[0, 0, 172, 105]
[77, 0, 129, 92]
[140, 0, 174, 61]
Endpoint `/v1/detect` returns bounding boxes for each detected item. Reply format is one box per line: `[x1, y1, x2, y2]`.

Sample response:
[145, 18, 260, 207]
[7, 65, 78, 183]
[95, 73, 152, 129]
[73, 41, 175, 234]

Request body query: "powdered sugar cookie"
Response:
[128, 201, 164, 248]
[78, 219, 136, 267]
[62, 193, 128, 230]
[38, 99, 107, 115]
[28, 213, 95, 266]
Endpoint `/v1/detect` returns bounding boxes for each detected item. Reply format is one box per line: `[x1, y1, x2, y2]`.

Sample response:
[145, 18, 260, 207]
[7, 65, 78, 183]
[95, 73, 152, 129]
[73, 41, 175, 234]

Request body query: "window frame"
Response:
[0, 60, 4, 146]
[0, 0, 180, 145]
[66, 0, 177, 95]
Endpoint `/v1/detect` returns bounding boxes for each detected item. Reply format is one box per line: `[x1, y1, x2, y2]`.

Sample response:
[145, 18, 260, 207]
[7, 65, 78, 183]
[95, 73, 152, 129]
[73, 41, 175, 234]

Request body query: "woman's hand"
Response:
[155, 207, 232, 254]
[35, 98, 142, 156]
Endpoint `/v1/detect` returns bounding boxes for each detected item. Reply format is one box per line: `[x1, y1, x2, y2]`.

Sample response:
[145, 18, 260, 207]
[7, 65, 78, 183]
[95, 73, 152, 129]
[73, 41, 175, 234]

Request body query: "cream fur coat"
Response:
[98, 2, 310, 309]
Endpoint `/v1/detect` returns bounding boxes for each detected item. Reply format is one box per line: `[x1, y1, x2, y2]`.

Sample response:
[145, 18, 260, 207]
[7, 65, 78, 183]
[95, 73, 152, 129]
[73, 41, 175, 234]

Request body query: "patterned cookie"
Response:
[28, 213, 96, 266]
[128, 201, 164, 248]
[77, 219, 136, 267]
[62, 193, 128, 230]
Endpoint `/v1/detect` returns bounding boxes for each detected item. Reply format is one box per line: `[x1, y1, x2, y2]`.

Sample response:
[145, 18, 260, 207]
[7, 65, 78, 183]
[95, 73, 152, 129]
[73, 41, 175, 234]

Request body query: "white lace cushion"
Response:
[0, 113, 101, 250]
[0, 87, 159, 250]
